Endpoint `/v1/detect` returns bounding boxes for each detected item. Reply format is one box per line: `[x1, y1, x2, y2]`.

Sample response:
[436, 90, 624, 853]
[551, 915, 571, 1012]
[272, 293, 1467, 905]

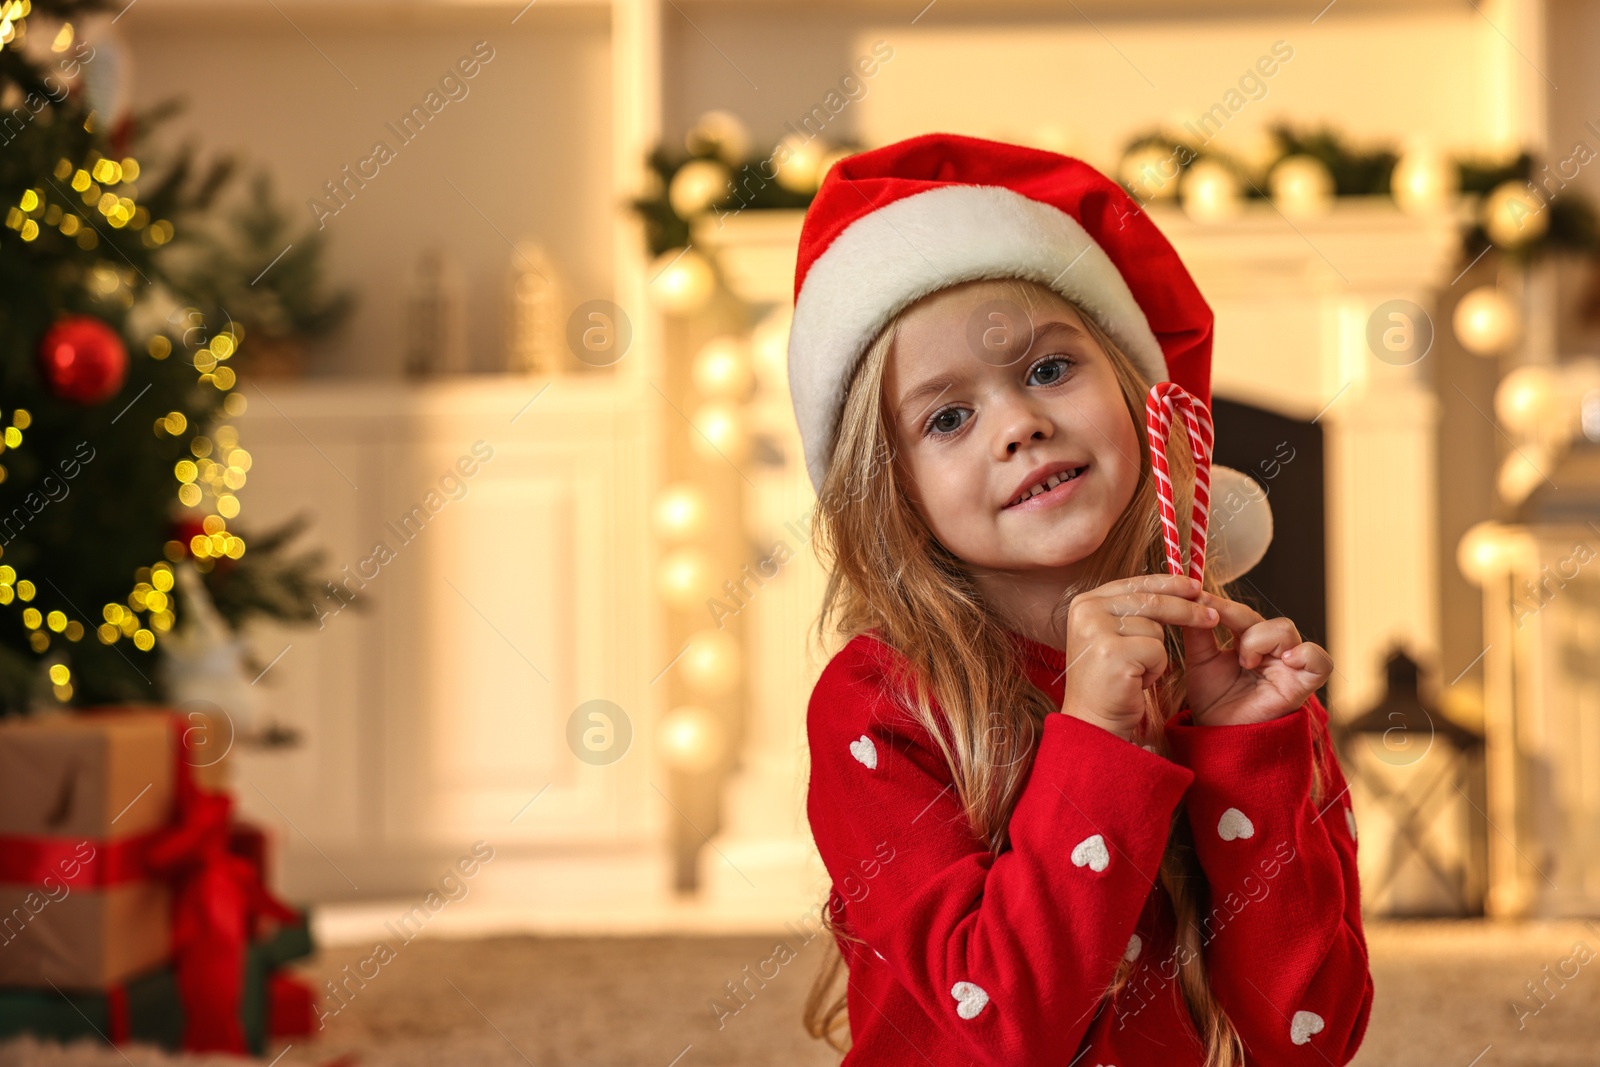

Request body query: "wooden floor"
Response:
[4, 918, 1599, 1065]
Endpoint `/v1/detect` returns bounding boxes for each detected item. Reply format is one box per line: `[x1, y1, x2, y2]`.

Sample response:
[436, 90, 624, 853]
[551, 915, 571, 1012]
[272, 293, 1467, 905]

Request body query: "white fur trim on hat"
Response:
[788, 183, 1169, 491]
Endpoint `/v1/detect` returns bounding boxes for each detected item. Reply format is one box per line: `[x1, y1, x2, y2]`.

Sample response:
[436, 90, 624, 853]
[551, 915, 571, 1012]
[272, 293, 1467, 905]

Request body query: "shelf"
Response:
[663, 0, 1463, 18]
[695, 197, 1476, 307]
[121, 0, 612, 29]
[238, 371, 647, 423]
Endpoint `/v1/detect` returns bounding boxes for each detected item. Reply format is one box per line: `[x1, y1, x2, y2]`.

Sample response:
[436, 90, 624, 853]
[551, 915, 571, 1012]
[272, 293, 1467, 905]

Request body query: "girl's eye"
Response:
[921, 355, 1081, 438]
[1024, 356, 1075, 385]
[921, 406, 966, 435]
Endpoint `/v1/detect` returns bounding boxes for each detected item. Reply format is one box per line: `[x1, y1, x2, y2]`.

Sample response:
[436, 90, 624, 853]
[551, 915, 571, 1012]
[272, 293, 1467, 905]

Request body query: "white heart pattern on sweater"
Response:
[849, 734, 877, 770]
[950, 981, 989, 1019]
[1344, 806, 1358, 842]
[1217, 807, 1255, 841]
[1290, 1009, 1325, 1045]
[1071, 834, 1110, 872]
[1124, 933, 1142, 962]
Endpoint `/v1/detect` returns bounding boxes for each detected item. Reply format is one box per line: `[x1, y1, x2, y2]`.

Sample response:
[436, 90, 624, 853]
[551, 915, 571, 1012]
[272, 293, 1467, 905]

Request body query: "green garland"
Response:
[630, 143, 859, 259]
[634, 122, 1600, 277]
[1118, 122, 1600, 267]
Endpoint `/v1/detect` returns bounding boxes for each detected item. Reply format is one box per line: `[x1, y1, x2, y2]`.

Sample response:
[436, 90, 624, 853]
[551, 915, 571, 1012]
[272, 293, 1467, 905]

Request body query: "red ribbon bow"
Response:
[144, 714, 298, 1052]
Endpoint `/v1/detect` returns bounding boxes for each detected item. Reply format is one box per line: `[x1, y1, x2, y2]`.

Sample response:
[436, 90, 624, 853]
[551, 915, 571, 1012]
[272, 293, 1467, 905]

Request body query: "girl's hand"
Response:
[1060, 574, 1218, 740]
[1181, 592, 1333, 727]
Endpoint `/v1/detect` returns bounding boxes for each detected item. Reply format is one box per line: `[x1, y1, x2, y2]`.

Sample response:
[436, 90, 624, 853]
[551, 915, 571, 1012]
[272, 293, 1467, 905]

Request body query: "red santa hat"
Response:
[786, 131, 1273, 582]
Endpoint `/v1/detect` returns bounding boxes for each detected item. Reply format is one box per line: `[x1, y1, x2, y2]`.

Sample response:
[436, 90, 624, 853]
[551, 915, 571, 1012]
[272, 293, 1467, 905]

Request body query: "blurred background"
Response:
[1, 0, 1599, 1063]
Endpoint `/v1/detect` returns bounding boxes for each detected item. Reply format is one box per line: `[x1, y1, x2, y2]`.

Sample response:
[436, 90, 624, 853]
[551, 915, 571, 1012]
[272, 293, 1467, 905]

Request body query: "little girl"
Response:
[788, 134, 1372, 1066]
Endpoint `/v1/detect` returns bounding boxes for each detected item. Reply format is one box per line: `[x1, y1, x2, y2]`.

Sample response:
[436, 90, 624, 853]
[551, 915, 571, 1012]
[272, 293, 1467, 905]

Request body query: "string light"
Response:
[0, 2, 32, 52]
[49, 662, 71, 703]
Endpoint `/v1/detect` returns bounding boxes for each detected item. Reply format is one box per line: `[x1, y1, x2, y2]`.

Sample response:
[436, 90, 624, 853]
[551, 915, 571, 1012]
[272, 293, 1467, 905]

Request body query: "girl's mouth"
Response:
[1004, 465, 1088, 510]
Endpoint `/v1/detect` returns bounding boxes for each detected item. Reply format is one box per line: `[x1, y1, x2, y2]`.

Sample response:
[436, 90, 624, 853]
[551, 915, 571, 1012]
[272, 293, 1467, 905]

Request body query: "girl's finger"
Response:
[1274, 645, 1332, 707]
[1104, 591, 1218, 630]
[1180, 608, 1224, 662]
[1096, 573, 1205, 601]
[1108, 612, 1164, 641]
[1237, 618, 1302, 670]
[1285, 641, 1334, 680]
[1196, 591, 1266, 640]
[1121, 635, 1170, 689]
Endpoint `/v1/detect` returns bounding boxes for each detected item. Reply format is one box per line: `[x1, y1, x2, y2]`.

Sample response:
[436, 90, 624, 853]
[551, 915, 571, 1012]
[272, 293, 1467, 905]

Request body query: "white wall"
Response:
[852, 11, 1502, 168]
[121, 4, 614, 378]
[664, 1, 1539, 171]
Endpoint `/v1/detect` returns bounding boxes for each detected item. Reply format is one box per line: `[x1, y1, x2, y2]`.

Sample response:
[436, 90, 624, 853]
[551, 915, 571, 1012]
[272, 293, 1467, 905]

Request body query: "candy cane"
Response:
[1144, 381, 1215, 582]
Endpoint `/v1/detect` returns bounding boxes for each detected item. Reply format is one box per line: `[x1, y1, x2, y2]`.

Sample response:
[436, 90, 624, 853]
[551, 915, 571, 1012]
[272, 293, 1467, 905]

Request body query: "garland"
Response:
[1118, 122, 1600, 268]
[631, 121, 1600, 316]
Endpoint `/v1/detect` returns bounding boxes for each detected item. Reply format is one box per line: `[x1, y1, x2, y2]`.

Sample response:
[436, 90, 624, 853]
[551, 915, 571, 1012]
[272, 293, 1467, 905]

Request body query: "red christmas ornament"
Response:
[171, 517, 208, 547]
[38, 315, 128, 403]
[170, 516, 237, 577]
[110, 114, 137, 159]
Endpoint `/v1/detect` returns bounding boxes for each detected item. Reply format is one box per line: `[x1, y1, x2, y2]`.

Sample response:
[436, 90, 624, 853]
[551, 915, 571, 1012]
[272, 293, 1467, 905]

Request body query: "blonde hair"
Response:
[800, 277, 1329, 1066]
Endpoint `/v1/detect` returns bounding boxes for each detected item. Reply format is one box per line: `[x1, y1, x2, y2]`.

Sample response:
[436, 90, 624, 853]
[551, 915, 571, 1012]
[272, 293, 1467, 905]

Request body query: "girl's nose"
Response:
[993, 394, 1053, 458]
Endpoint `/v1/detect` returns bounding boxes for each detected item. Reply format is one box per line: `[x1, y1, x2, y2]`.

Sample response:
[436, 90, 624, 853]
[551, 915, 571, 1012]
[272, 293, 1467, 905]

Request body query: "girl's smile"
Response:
[1002, 461, 1090, 511]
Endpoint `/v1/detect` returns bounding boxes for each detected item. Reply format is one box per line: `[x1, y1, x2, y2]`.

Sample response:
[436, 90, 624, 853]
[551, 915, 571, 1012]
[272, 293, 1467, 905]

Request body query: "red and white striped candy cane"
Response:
[1144, 381, 1215, 582]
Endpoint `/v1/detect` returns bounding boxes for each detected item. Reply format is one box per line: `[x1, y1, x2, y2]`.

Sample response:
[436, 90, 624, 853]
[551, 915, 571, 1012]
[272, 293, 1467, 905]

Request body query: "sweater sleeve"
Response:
[1164, 692, 1374, 1066]
[805, 636, 1197, 1067]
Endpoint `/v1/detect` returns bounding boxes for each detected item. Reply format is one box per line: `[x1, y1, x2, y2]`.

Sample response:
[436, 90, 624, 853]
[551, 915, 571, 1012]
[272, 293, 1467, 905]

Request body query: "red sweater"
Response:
[804, 629, 1373, 1066]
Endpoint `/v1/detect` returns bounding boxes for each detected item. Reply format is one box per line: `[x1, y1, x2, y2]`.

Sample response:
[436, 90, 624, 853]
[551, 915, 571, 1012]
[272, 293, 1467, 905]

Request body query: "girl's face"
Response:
[883, 279, 1142, 583]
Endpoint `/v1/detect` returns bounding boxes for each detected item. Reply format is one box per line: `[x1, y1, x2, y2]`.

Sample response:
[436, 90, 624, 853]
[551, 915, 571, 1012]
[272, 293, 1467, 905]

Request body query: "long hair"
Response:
[800, 278, 1329, 1066]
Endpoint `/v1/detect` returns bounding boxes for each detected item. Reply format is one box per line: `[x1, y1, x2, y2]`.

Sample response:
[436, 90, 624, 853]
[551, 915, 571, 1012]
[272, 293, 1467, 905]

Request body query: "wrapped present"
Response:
[0, 965, 182, 1049]
[0, 905, 316, 1056]
[0, 708, 176, 988]
[240, 909, 317, 1054]
[0, 707, 302, 1054]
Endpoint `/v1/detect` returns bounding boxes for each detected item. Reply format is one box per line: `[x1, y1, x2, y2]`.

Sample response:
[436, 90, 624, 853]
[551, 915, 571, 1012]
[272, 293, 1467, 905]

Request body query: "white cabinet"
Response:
[230, 375, 672, 917]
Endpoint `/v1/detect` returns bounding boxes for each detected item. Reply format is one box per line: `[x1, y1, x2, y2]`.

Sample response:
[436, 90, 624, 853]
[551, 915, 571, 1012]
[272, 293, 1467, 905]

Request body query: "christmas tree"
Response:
[0, 0, 338, 713]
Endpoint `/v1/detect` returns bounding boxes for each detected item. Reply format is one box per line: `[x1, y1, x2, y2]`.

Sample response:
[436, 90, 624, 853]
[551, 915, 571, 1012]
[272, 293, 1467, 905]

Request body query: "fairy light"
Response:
[6, 150, 160, 254]
[0, 2, 33, 51]
[49, 662, 71, 703]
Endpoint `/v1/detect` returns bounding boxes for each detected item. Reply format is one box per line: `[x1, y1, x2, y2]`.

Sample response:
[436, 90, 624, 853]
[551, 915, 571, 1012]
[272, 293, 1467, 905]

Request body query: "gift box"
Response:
[0, 708, 177, 988]
[244, 912, 316, 1051]
[0, 905, 316, 1056]
[0, 709, 306, 1054]
[0, 961, 184, 1049]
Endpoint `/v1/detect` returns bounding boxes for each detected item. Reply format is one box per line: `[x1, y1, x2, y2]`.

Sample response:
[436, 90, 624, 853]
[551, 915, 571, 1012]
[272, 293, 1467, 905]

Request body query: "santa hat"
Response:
[785, 131, 1273, 582]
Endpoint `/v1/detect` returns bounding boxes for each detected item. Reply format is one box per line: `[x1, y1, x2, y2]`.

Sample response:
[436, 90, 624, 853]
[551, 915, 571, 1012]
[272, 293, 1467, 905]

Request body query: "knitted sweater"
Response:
[804, 629, 1373, 1066]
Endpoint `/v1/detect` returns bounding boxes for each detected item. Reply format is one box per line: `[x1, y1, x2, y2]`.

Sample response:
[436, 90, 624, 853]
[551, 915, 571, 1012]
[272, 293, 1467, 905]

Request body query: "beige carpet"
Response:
[3, 919, 1597, 1065]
